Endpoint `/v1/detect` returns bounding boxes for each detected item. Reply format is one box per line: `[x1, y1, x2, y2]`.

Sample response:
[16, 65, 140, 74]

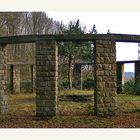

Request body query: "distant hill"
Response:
[124, 72, 134, 82]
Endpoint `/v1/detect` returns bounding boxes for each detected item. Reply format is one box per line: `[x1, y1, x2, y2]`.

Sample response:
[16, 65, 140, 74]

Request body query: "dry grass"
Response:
[0, 91, 140, 128]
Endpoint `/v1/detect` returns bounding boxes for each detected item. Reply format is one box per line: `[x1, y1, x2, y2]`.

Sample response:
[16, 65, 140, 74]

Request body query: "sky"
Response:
[47, 12, 140, 72]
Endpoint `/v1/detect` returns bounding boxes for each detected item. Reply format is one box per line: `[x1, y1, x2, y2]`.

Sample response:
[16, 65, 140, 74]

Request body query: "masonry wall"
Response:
[0, 44, 8, 114]
[36, 40, 58, 117]
[94, 40, 117, 116]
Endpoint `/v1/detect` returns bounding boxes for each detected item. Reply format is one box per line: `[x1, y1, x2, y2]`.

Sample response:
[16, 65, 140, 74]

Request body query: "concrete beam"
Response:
[1, 33, 140, 44]
[117, 60, 140, 64]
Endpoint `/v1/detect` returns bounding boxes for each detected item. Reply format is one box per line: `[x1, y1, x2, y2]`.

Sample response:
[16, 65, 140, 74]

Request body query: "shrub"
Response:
[85, 104, 94, 115]
[60, 79, 69, 89]
[59, 77, 95, 90]
[7, 80, 32, 93]
[134, 78, 140, 95]
[20, 80, 32, 92]
[123, 79, 135, 95]
[123, 78, 140, 95]
[83, 77, 94, 89]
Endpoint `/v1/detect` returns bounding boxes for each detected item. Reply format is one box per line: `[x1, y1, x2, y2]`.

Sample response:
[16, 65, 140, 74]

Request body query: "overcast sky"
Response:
[47, 12, 140, 72]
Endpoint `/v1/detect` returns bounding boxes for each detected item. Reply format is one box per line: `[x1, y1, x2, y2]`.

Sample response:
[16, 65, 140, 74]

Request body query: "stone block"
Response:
[96, 57, 104, 63]
[96, 70, 104, 76]
[98, 92, 105, 96]
[97, 82, 105, 88]
[36, 106, 56, 117]
[36, 99, 56, 107]
[103, 64, 112, 70]
[96, 77, 103, 81]
[105, 82, 116, 87]
[97, 97, 104, 104]
[96, 47, 104, 53]
[36, 94, 57, 100]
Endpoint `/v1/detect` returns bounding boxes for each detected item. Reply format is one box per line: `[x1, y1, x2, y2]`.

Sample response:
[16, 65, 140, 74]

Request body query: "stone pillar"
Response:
[9, 65, 14, 92]
[117, 62, 124, 94]
[13, 65, 20, 93]
[94, 40, 117, 116]
[135, 61, 140, 80]
[36, 40, 58, 117]
[0, 44, 8, 114]
[135, 61, 140, 95]
[73, 64, 82, 90]
[31, 65, 36, 93]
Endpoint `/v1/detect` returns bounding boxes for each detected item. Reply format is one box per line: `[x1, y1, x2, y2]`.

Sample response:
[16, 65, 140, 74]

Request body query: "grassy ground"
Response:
[0, 90, 140, 128]
[59, 90, 93, 95]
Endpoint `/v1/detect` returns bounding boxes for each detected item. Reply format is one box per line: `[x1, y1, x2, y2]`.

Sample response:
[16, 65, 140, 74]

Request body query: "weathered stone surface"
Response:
[0, 44, 8, 115]
[36, 40, 58, 117]
[94, 40, 117, 116]
[36, 106, 56, 117]
[96, 70, 104, 76]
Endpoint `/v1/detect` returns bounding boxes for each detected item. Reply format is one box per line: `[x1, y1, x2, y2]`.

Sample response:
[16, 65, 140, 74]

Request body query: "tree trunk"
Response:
[68, 55, 72, 90]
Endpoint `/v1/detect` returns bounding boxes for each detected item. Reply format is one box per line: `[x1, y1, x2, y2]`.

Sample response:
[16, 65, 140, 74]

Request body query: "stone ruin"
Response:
[0, 34, 140, 117]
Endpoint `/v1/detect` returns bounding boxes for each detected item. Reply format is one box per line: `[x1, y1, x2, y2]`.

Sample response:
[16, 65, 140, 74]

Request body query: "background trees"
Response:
[0, 12, 60, 63]
[58, 20, 97, 89]
[0, 12, 97, 91]
[0, 12, 62, 91]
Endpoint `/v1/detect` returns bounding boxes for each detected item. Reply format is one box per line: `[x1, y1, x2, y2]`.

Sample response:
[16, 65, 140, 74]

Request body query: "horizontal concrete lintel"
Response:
[1, 33, 140, 44]
[6, 62, 35, 65]
[6, 60, 140, 65]
[117, 60, 140, 64]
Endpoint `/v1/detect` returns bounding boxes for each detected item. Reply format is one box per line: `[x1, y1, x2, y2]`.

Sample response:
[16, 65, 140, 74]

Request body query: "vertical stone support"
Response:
[117, 62, 124, 94]
[9, 64, 14, 92]
[94, 40, 117, 116]
[36, 40, 58, 117]
[73, 64, 82, 90]
[135, 61, 140, 80]
[31, 65, 36, 93]
[13, 65, 20, 93]
[135, 62, 140, 95]
[0, 44, 8, 114]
